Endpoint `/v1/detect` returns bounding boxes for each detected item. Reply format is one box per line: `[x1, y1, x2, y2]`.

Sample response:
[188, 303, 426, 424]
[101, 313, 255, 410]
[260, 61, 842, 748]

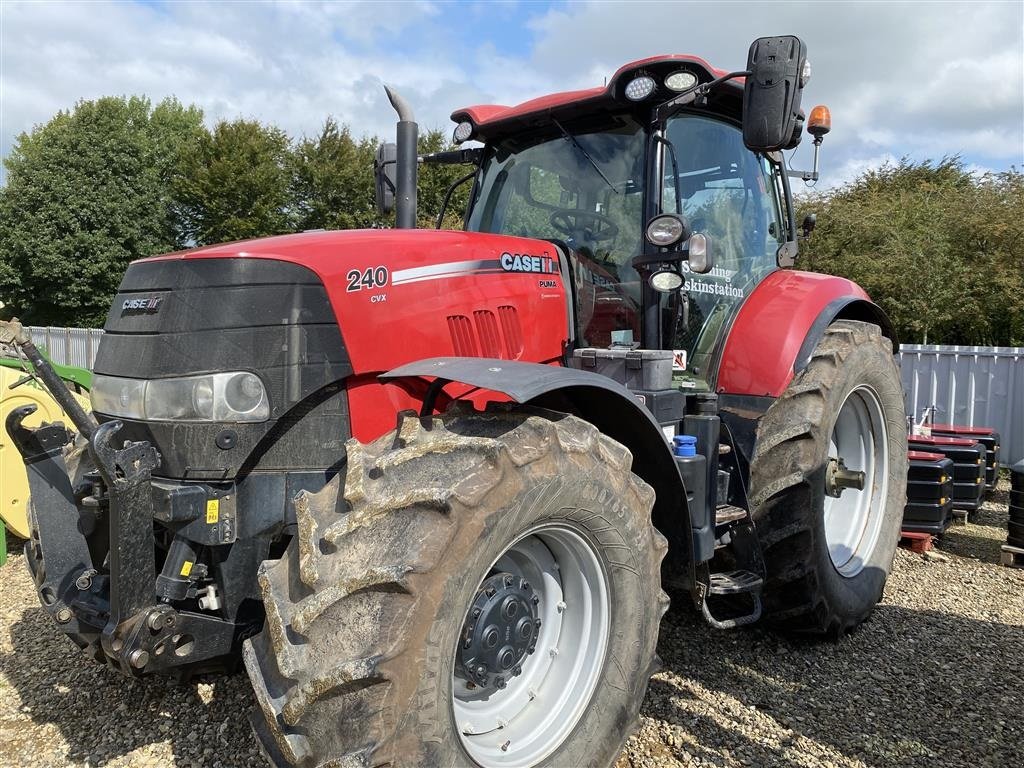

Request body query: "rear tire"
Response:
[244, 403, 667, 767]
[749, 320, 907, 635]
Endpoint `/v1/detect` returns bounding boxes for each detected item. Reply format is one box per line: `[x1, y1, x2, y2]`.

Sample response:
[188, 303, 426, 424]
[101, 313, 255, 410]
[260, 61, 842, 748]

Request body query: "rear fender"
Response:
[381, 357, 695, 580]
[717, 270, 895, 398]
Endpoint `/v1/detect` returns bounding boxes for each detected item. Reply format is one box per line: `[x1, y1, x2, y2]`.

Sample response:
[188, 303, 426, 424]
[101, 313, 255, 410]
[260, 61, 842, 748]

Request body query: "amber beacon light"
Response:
[808, 104, 831, 138]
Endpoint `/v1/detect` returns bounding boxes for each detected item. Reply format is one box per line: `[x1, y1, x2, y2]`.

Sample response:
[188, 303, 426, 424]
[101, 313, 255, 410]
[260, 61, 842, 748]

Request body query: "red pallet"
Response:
[899, 531, 935, 553]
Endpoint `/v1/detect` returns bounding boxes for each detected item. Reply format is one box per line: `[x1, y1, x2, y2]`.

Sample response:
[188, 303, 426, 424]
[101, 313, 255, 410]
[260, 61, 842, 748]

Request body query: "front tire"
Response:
[244, 403, 667, 767]
[749, 320, 907, 635]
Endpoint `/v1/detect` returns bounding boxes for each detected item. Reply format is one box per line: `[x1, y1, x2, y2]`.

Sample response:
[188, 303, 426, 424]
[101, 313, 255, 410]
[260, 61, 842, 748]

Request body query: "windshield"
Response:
[467, 115, 646, 347]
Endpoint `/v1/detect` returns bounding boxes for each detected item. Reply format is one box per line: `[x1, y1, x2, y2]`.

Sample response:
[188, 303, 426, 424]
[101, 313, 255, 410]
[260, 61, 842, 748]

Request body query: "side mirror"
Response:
[801, 213, 817, 238]
[374, 142, 397, 216]
[742, 36, 808, 152]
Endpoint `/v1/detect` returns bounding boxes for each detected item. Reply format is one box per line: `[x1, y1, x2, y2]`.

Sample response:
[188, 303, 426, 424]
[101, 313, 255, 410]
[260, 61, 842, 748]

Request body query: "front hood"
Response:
[140, 229, 557, 274]
[141, 229, 569, 376]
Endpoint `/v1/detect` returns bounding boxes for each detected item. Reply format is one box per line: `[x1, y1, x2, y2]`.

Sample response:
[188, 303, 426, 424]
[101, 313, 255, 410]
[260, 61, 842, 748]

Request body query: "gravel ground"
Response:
[2, 479, 1021, 768]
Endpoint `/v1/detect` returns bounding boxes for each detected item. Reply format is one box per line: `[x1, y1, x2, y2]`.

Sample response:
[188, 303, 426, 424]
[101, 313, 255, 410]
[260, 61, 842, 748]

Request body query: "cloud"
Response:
[0, 0, 480, 183]
[1, 0, 1021, 192]
[521, 1, 1023, 180]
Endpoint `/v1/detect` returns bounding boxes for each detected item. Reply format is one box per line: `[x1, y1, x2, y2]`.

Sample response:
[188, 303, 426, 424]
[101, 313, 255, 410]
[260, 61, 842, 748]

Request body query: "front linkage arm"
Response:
[1, 318, 97, 438]
[2, 317, 234, 675]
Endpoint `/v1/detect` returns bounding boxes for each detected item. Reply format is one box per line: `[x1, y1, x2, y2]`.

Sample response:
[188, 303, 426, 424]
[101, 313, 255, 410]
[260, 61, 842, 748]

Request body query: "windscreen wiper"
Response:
[552, 118, 618, 195]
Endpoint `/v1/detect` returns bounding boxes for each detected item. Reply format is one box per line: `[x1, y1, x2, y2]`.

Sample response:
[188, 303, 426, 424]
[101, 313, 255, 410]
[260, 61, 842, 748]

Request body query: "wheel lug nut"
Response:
[495, 676, 506, 689]
[503, 574, 514, 587]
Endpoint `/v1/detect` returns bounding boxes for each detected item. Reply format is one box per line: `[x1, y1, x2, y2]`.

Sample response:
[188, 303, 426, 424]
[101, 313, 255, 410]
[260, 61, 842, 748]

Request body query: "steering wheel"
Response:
[549, 210, 619, 244]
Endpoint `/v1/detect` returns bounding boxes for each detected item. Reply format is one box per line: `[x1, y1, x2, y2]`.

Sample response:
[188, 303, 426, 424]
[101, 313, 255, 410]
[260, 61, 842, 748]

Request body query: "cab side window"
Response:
[661, 115, 784, 383]
[663, 115, 782, 284]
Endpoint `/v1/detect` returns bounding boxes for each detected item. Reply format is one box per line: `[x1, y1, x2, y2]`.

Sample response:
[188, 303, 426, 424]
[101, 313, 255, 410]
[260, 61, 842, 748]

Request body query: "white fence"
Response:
[27, 326, 105, 370]
[900, 345, 1024, 465]
[13, 328, 1024, 464]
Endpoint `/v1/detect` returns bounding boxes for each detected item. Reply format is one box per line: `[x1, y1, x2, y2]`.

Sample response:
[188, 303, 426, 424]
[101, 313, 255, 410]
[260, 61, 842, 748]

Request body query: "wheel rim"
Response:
[451, 523, 610, 766]
[823, 385, 890, 578]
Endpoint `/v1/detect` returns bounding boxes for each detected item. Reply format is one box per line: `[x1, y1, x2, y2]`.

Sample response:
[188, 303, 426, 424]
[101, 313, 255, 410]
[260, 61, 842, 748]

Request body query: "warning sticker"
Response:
[180, 560, 194, 577]
[206, 499, 220, 524]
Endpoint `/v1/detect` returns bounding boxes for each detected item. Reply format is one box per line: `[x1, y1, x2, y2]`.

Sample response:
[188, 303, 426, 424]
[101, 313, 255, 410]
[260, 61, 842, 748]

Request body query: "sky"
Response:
[1, 0, 1022, 189]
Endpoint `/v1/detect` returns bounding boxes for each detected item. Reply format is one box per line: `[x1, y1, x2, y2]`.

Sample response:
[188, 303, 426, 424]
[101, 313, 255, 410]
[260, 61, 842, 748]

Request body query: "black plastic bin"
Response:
[903, 450, 955, 534]
[932, 425, 1000, 491]
[908, 435, 986, 511]
[1009, 460, 1024, 550]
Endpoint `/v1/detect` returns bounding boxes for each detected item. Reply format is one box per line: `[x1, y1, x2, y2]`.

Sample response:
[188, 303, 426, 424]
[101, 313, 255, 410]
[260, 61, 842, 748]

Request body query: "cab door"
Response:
[660, 114, 786, 388]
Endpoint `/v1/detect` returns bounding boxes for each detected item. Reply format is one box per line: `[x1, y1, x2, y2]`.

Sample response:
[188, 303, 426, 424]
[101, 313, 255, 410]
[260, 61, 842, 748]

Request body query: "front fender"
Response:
[717, 270, 894, 397]
[382, 357, 697, 580]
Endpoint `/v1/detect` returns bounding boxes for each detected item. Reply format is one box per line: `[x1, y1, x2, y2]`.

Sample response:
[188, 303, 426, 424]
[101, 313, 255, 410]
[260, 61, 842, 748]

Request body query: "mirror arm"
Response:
[787, 135, 824, 182]
[436, 169, 478, 229]
[377, 158, 398, 194]
[656, 70, 750, 123]
[632, 248, 686, 269]
[421, 148, 484, 166]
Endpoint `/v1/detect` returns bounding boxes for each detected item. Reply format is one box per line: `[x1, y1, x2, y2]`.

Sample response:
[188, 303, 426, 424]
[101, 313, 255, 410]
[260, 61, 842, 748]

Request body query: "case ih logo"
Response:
[121, 297, 163, 314]
[500, 252, 558, 274]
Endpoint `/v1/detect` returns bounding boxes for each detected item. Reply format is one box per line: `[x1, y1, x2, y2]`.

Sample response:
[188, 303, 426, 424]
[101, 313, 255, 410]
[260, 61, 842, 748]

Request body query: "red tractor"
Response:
[2, 36, 906, 768]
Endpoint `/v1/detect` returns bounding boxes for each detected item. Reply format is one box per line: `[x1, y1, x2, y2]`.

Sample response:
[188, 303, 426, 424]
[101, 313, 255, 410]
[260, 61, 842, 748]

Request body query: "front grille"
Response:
[94, 258, 353, 479]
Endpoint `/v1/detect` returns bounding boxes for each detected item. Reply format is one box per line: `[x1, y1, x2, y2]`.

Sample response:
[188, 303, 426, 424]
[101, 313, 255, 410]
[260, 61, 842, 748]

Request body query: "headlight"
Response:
[90, 376, 146, 420]
[624, 75, 656, 101]
[91, 372, 270, 423]
[649, 267, 684, 293]
[645, 214, 686, 247]
[664, 70, 697, 92]
[453, 121, 474, 144]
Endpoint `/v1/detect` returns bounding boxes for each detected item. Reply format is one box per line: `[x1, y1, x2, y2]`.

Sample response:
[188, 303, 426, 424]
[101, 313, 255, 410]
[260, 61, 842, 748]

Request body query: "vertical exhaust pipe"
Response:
[384, 85, 418, 229]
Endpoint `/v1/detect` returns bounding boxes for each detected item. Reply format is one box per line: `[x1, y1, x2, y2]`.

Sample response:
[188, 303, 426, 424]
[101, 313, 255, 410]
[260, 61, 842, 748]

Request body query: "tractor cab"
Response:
[461, 108, 787, 387]
[382, 39, 822, 390]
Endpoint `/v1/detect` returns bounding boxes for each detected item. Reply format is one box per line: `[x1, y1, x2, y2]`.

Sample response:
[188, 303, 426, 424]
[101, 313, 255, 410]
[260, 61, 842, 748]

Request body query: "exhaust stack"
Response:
[384, 85, 418, 229]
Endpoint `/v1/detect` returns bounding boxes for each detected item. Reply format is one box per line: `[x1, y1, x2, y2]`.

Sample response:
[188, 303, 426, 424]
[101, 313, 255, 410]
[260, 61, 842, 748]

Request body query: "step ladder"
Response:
[700, 570, 763, 629]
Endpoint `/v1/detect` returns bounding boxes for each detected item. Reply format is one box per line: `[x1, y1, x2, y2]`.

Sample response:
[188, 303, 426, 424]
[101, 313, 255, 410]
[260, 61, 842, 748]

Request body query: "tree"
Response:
[288, 123, 474, 231]
[173, 119, 292, 246]
[797, 158, 1024, 346]
[0, 96, 204, 326]
[289, 118, 378, 231]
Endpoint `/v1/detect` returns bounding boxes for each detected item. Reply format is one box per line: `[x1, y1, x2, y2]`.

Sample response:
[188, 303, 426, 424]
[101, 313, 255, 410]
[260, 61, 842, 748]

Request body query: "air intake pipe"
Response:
[384, 85, 418, 229]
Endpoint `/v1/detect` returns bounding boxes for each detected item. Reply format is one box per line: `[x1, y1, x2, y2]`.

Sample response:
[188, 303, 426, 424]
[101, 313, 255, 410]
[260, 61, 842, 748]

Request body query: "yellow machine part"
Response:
[0, 366, 91, 539]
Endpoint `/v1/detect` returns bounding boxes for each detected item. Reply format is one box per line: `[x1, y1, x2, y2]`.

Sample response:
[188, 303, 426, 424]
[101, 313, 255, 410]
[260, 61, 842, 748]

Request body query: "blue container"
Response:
[673, 435, 697, 457]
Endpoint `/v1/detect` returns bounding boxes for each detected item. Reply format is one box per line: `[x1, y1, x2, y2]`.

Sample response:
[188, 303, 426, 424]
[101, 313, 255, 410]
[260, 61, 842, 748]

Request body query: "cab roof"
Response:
[451, 55, 741, 139]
